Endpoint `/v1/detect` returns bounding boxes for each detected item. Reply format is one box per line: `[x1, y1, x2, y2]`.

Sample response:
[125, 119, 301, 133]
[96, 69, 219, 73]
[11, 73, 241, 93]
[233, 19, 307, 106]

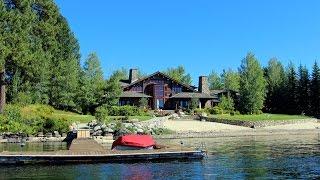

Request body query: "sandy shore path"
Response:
[164, 119, 251, 132]
[164, 119, 320, 132]
[262, 122, 320, 130]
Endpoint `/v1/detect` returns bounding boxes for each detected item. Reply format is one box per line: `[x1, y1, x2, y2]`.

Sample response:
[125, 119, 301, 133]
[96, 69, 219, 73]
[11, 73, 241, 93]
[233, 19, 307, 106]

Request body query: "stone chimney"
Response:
[198, 76, 210, 94]
[129, 69, 138, 83]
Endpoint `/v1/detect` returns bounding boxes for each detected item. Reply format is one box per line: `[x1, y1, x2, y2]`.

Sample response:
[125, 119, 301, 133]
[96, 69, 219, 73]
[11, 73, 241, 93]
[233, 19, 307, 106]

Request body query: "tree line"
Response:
[208, 53, 320, 116]
[2, 0, 319, 117]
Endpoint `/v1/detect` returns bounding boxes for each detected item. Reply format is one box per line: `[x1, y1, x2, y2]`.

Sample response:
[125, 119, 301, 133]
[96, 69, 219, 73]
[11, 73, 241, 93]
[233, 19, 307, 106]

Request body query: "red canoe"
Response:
[112, 135, 156, 150]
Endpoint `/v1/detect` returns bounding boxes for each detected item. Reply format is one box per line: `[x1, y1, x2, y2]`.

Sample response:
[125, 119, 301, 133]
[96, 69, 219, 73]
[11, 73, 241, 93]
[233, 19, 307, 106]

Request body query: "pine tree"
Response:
[208, 71, 223, 90]
[265, 58, 286, 113]
[310, 61, 320, 116]
[297, 64, 310, 115]
[164, 65, 192, 85]
[1, 0, 82, 110]
[239, 53, 266, 114]
[221, 69, 240, 91]
[285, 62, 298, 114]
[78, 52, 105, 114]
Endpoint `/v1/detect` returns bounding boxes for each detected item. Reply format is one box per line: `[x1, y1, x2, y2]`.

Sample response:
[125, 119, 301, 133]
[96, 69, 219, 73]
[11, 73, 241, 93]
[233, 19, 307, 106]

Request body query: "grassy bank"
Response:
[210, 114, 311, 121]
[51, 110, 95, 123]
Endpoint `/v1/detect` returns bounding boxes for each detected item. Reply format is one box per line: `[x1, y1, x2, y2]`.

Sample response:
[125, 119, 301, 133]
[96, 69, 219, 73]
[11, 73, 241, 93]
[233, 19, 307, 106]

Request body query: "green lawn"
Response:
[52, 110, 152, 123]
[51, 110, 95, 123]
[210, 113, 312, 121]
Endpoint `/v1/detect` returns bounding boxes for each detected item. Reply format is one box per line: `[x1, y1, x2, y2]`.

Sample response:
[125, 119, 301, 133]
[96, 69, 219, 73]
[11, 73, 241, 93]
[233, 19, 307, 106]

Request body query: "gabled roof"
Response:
[123, 71, 196, 92]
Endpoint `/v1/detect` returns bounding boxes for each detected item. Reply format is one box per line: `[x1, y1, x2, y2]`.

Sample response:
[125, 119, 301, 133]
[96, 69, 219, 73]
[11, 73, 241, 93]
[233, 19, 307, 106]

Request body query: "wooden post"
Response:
[0, 67, 5, 113]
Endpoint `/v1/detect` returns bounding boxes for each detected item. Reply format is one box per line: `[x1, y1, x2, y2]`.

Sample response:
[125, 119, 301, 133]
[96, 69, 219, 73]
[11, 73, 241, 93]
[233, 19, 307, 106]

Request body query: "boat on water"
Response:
[112, 134, 156, 150]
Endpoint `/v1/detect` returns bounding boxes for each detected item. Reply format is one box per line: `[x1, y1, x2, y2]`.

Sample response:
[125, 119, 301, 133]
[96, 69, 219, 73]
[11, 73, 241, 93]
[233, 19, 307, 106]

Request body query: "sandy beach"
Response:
[164, 119, 320, 132]
[161, 119, 320, 139]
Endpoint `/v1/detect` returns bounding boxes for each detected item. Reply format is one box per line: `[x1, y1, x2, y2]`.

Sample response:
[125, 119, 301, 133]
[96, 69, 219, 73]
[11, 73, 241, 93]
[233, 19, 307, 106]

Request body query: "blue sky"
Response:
[55, 0, 320, 86]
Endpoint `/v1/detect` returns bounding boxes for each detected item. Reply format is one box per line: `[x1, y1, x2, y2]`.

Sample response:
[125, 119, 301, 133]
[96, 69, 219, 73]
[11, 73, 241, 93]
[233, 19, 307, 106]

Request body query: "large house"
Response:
[118, 69, 221, 110]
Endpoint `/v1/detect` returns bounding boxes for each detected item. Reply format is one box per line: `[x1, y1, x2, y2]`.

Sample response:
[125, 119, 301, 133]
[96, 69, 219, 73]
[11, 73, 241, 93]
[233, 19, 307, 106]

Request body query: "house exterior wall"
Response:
[124, 74, 193, 109]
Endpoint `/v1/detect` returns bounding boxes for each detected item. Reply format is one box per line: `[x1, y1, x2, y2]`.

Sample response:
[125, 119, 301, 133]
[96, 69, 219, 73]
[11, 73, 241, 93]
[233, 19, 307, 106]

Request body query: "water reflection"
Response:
[0, 141, 67, 152]
[0, 134, 319, 179]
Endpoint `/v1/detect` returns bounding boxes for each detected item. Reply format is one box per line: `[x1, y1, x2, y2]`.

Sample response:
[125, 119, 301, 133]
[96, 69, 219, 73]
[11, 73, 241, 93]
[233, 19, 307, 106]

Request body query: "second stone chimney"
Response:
[129, 69, 138, 83]
[198, 76, 210, 94]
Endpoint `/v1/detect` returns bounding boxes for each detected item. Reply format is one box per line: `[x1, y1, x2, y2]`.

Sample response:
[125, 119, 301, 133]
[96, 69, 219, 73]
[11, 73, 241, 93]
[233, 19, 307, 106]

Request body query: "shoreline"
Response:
[154, 128, 320, 139]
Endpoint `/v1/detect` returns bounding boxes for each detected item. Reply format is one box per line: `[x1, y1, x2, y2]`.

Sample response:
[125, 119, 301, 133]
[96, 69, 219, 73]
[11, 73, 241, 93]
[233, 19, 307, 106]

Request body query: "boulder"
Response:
[172, 113, 179, 119]
[137, 128, 144, 134]
[93, 125, 101, 131]
[101, 124, 107, 129]
[105, 128, 114, 133]
[92, 130, 103, 136]
[53, 131, 61, 137]
[37, 132, 44, 137]
[45, 133, 53, 138]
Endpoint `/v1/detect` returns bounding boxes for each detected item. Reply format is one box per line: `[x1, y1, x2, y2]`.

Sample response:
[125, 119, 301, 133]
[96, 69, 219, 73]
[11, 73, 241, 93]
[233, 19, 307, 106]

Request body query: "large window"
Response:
[154, 85, 164, 98]
[172, 85, 182, 94]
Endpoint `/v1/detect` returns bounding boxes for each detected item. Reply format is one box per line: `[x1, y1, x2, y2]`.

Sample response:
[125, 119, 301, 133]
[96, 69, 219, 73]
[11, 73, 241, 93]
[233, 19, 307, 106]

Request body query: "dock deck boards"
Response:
[0, 139, 205, 164]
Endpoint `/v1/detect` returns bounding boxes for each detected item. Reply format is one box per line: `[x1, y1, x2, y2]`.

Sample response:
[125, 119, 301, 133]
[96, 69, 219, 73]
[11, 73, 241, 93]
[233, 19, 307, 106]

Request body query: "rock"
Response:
[45, 133, 52, 138]
[37, 132, 44, 137]
[92, 130, 103, 136]
[172, 113, 179, 119]
[137, 128, 144, 134]
[93, 125, 101, 131]
[62, 133, 67, 137]
[135, 123, 142, 129]
[53, 131, 60, 137]
[179, 111, 186, 116]
[106, 128, 114, 133]
[201, 112, 208, 117]
[101, 124, 107, 129]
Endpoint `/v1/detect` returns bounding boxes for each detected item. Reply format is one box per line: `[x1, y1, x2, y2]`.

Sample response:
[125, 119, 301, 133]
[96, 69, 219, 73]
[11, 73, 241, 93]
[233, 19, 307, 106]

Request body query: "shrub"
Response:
[95, 104, 109, 122]
[95, 105, 148, 119]
[13, 92, 33, 106]
[208, 106, 223, 115]
[218, 95, 235, 114]
[0, 104, 70, 135]
[138, 98, 148, 109]
[43, 117, 70, 134]
[194, 108, 205, 114]
[189, 98, 199, 111]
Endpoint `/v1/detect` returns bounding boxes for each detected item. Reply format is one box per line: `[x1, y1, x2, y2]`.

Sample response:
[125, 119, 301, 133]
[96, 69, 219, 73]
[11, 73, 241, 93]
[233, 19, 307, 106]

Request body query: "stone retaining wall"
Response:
[201, 116, 318, 128]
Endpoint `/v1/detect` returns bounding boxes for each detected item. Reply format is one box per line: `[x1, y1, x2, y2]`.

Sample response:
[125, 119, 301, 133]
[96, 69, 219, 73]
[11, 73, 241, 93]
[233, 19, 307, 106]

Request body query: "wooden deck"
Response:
[0, 139, 206, 164]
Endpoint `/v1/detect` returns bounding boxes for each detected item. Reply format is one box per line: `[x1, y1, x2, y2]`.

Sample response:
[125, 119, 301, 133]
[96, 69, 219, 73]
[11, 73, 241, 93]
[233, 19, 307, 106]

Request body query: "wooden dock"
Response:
[0, 139, 206, 164]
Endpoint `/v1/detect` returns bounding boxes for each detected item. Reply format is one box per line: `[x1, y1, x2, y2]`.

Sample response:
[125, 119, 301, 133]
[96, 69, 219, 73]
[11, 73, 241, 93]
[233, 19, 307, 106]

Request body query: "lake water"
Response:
[0, 134, 319, 179]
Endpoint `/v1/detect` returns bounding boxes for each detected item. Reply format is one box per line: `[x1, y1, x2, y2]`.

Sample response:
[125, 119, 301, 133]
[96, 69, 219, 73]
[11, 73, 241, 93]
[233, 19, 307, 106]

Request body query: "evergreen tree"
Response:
[239, 53, 266, 114]
[208, 71, 223, 90]
[102, 70, 122, 107]
[221, 69, 240, 91]
[164, 65, 192, 85]
[78, 52, 105, 114]
[0, 0, 81, 111]
[296, 64, 310, 114]
[265, 58, 286, 113]
[310, 61, 320, 116]
[284, 62, 298, 114]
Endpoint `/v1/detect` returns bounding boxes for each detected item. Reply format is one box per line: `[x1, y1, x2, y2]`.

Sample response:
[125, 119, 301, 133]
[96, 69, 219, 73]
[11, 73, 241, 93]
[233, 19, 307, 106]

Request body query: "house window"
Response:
[157, 99, 164, 109]
[180, 100, 188, 108]
[173, 85, 182, 94]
